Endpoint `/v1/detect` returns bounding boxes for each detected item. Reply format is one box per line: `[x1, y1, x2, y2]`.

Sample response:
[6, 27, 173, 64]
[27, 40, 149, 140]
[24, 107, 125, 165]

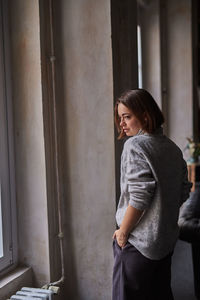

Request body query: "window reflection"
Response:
[0, 184, 3, 258]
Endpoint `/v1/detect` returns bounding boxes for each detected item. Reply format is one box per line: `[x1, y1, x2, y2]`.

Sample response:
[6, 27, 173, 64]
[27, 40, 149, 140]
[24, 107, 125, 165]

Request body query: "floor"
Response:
[171, 240, 197, 300]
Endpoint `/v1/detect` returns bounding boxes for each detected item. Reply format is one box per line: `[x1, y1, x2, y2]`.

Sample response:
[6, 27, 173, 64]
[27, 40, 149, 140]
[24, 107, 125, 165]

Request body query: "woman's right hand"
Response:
[112, 229, 128, 248]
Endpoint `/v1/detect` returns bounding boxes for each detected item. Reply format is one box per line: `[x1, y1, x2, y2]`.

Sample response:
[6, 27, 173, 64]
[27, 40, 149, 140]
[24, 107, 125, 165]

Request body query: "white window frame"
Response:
[137, 24, 143, 88]
[0, 0, 17, 275]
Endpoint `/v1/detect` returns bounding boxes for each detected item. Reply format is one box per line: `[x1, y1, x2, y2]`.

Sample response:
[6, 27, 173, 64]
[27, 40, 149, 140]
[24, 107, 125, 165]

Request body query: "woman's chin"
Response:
[124, 130, 129, 135]
[124, 131, 131, 136]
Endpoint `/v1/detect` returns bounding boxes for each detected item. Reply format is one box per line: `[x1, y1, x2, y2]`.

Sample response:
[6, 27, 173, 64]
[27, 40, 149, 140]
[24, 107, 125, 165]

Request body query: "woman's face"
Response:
[118, 103, 143, 136]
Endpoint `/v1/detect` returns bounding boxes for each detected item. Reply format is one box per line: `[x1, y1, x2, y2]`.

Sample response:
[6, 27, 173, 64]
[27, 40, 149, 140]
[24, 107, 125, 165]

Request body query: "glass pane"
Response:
[137, 25, 143, 88]
[0, 184, 3, 258]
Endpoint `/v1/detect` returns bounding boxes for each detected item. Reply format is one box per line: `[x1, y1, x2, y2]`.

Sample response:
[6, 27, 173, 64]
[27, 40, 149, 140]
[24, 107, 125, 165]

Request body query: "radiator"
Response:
[10, 287, 55, 300]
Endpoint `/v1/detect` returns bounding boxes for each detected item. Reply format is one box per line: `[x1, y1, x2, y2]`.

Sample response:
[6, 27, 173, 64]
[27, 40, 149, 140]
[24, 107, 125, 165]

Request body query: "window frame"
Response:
[0, 0, 18, 276]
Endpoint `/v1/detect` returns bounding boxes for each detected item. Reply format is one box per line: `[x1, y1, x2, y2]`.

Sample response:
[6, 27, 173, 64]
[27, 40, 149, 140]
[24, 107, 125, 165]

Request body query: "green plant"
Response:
[185, 138, 200, 163]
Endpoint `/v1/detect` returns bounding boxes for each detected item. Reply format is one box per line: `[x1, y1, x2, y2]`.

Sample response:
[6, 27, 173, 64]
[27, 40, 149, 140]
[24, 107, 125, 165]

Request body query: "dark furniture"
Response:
[179, 164, 200, 299]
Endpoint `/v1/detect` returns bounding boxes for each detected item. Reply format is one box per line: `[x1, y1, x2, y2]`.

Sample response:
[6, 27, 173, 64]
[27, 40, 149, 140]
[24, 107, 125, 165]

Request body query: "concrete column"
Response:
[167, 0, 193, 151]
[58, 1, 116, 299]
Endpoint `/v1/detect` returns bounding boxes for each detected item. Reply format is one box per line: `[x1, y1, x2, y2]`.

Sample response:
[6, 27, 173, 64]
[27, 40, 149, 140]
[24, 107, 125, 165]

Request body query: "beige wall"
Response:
[58, 0, 116, 299]
[9, 0, 50, 286]
[167, 0, 193, 152]
[8, 0, 115, 298]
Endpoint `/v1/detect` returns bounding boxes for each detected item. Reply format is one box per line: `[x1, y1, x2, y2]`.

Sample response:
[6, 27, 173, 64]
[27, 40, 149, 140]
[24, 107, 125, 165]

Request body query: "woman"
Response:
[112, 89, 192, 300]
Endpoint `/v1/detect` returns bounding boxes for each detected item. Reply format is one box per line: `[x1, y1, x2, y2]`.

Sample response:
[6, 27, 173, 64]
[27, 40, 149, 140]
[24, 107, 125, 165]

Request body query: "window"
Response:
[0, 0, 17, 274]
[137, 24, 143, 88]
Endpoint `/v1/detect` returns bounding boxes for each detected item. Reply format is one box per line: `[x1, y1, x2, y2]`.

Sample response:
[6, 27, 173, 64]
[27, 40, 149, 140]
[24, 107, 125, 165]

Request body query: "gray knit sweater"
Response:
[116, 127, 192, 260]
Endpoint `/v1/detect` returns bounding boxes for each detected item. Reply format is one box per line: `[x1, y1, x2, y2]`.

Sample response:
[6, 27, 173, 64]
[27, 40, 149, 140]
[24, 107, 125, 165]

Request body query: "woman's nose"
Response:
[120, 118, 125, 127]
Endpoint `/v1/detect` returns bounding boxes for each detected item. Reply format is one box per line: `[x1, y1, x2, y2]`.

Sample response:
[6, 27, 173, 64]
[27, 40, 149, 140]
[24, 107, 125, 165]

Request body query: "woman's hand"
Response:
[113, 205, 143, 248]
[112, 229, 128, 248]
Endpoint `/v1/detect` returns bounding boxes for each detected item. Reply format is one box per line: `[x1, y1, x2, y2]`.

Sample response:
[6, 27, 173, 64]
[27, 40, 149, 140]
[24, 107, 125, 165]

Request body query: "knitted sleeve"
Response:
[125, 151, 156, 211]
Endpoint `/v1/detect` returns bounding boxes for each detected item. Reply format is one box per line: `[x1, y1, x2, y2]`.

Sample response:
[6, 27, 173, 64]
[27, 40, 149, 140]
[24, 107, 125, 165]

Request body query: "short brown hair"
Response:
[114, 89, 165, 139]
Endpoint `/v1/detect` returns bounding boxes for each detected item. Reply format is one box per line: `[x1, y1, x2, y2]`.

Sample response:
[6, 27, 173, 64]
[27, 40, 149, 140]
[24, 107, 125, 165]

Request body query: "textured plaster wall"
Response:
[167, 0, 192, 151]
[9, 0, 50, 286]
[59, 0, 116, 299]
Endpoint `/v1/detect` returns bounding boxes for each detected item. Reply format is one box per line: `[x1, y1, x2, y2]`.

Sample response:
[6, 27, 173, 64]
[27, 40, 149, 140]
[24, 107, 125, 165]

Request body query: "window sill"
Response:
[0, 266, 33, 300]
